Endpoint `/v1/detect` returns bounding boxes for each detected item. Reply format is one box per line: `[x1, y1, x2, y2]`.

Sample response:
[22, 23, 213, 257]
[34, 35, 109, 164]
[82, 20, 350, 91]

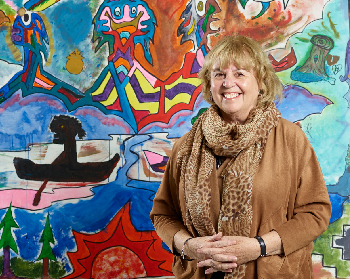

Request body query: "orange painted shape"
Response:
[158, 165, 166, 171]
[27, 30, 33, 43]
[114, 57, 131, 70]
[117, 26, 137, 34]
[121, 38, 127, 45]
[33, 81, 44, 88]
[35, 19, 41, 30]
[36, 67, 55, 86]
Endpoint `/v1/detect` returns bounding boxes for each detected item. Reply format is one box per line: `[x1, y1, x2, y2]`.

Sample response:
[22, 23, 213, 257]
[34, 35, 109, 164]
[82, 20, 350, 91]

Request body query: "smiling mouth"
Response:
[223, 92, 240, 99]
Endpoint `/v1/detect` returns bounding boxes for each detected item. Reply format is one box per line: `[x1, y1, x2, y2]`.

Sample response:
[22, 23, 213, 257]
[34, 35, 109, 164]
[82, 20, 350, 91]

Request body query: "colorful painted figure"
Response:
[238, 0, 290, 18]
[177, 0, 221, 56]
[0, 8, 85, 106]
[291, 35, 336, 85]
[1, 2, 202, 133]
[88, 0, 202, 132]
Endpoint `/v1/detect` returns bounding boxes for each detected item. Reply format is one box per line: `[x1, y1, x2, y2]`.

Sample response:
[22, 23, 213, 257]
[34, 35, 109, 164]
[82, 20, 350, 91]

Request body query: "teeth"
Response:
[223, 93, 239, 99]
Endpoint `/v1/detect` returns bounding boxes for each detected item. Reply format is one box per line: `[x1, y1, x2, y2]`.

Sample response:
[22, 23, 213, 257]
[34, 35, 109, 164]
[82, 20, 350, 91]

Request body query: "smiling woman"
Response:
[210, 62, 260, 124]
[199, 35, 283, 110]
[150, 35, 331, 279]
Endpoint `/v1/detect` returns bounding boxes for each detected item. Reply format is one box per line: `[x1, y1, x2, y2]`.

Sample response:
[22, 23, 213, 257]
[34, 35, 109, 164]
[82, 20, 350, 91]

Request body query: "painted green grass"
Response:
[0, 256, 66, 278]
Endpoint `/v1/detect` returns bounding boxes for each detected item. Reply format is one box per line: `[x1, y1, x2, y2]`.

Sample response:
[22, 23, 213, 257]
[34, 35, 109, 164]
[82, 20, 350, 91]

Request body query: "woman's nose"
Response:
[223, 72, 235, 88]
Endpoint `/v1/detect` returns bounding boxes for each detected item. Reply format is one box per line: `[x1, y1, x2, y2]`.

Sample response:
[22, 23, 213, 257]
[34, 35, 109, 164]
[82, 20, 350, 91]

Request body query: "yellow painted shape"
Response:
[91, 72, 112, 96]
[31, 0, 60, 11]
[134, 69, 160, 93]
[188, 20, 195, 35]
[101, 87, 119, 106]
[125, 83, 159, 114]
[165, 93, 191, 113]
[165, 75, 201, 90]
[164, 75, 201, 113]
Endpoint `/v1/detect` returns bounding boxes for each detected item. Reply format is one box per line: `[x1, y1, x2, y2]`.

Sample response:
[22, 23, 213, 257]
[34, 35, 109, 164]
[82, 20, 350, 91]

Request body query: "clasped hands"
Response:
[184, 232, 260, 274]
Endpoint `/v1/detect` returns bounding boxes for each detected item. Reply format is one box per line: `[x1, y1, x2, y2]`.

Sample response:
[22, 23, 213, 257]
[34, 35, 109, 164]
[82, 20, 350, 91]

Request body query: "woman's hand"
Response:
[174, 231, 236, 262]
[184, 232, 237, 261]
[197, 236, 261, 274]
[197, 231, 283, 274]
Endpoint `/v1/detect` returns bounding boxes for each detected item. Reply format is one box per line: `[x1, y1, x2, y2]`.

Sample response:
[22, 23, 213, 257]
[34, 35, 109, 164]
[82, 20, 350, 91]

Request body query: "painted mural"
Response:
[0, 0, 348, 278]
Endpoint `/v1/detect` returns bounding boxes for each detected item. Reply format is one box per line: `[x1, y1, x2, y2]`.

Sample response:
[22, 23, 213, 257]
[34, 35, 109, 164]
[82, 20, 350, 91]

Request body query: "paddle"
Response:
[33, 180, 48, 206]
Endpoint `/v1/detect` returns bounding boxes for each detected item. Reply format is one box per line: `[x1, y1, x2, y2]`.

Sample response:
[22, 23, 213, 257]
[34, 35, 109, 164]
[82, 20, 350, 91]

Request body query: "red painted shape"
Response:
[131, 107, 151, 124]
[106, 97, 122, 111]
[64, 202, 173, 279]
[137, 85, 202, 131]
[183, 16, 191, 28]
[21, 52, 33, 82]
[268, 48, 297, 72]
[57, 88, 81, 104]
[136, 52, 202, 130]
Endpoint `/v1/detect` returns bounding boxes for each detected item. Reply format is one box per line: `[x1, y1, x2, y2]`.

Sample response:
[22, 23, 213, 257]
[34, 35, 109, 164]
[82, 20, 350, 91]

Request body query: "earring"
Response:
[258, 89, 263, 96]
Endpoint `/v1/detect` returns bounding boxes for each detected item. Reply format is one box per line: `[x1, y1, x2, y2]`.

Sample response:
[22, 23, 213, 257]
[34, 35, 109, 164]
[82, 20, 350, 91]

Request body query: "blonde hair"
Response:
[198, 35, 283, 106]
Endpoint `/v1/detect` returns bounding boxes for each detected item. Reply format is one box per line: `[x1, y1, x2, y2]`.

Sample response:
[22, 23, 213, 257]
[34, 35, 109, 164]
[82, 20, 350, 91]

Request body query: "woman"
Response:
[150, 35, 331, 279]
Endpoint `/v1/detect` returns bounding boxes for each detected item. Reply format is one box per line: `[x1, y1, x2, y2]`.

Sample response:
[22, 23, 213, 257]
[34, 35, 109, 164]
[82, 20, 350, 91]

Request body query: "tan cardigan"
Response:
[150, 118, 331, 279]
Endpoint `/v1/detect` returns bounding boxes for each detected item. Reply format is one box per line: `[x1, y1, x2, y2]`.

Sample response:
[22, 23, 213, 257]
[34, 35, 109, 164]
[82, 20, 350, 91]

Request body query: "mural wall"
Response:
[0, 0, 349, 278]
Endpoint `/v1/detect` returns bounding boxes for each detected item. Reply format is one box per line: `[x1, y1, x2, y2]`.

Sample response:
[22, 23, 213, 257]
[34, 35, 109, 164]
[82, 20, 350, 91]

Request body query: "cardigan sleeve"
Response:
[273, 127, 332, 256]
[150, 139, 190, 253]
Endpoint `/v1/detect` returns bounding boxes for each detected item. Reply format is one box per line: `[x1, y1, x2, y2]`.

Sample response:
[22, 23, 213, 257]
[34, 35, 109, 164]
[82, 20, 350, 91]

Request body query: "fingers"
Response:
[197, 243, 235, 256]
[207, 232, 223, 242]
[200, 239, 236, 251]
[197, 258, 238, 274]
[210, 253, 237, 263]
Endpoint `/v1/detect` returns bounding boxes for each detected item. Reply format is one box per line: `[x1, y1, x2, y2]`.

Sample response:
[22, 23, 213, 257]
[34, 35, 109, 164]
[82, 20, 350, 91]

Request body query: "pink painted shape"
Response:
[144, 150, 164, 165]
[34, 77, 54, 89]
[74, 107, 132, 133]
[136, 5, 151, 28]
[3, 0, 17, 10]
[99, 4, 151, 31]
[0, 93, 21, 113]
[128, 60, 157, 86]
[196, 49, 205, 67]
[18, 93, 66, 110]
[0, 186, 95, 210]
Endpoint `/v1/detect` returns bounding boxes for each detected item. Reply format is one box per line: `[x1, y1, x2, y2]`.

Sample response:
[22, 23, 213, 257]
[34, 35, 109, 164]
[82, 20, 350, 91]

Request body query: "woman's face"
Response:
[210, 60, 260, 124]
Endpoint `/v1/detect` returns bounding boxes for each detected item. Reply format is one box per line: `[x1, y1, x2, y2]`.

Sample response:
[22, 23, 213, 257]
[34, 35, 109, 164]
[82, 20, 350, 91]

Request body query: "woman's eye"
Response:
[131, 6, 137, 14]
[114, 7, 121, 17]
[214, 73, 224, 78]
[235, 72, 244, 77]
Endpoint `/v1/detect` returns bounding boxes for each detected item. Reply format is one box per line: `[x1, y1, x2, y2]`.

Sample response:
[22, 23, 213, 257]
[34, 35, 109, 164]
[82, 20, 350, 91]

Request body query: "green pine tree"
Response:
[0, 204, 19, 278]
[37, 214, 56, 279]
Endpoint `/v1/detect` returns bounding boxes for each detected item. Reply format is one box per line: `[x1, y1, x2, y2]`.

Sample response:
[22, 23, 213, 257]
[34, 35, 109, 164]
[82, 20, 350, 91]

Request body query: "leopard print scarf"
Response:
[177, 102, 280, 279]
